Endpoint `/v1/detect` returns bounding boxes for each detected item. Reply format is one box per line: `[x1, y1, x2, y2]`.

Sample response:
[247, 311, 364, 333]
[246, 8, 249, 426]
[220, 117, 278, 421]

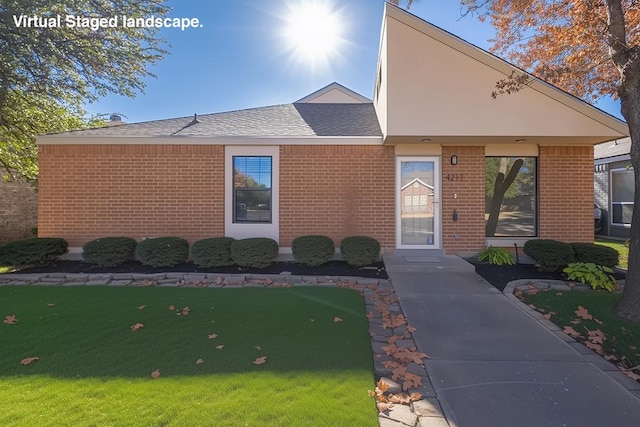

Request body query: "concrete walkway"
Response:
[383, 251, 640, 427]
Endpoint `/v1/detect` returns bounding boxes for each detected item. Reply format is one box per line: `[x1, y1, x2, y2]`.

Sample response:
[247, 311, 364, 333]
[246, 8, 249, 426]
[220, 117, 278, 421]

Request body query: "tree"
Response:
[0, 0, 169, 180]
[485, 158, 523, 237]
[392, 0, 640, 321]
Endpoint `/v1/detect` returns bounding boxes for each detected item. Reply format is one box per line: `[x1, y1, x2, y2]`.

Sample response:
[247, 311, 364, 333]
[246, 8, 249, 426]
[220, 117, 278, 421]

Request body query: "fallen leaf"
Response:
[604, 354, 618, 361]
[407, 325, 416, 333]
[388, 392, 411, 404]
[3, 314, 18, 325]
[366, 312, 374, 319]
[376, 402, 394, 412]
[130, 323, 144, 332]
[570, 319, 582, 325]
[587, 329, 606, 345]
[575, 306, 592, 320]
[253, 356, 267, 365]
[168, 305, 175, 311]
[138, 305, 147, 310]
[196, 359, 204, 365]
[150, 370, 161, 379]
[622, 369, 640, 381]
[376, 379, 389, 393]
[333, 317, 343, 323]
[215, 345, 224, 350]
[402, 372, 423, 390]
[563, 326, 581, 337]
[208, 333, 218, 340]
[20, 357, 39, 365]
[255, 346, 261, 351]
[181, 307, 190, 315]
[391, 365, 407, 382]
[310, 318, 315, 322]
[367, 389, 377, 397]
[556, 292, 563, 296]
[585, 341, 603, 353]
[409, 392, 422, 402]
[47, 303, 56, 307]
[594, 317, 603, 325]
[543, 312, 555, 320]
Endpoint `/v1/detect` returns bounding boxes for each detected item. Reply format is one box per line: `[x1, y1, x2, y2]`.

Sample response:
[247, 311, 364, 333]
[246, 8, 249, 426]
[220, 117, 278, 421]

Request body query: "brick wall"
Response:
[441, 146, 486, 253]
[538, 146, 593, 242]
[0, 180, 38, 242]
[38, 144, 225, 247]
[279, 145, 395, 249]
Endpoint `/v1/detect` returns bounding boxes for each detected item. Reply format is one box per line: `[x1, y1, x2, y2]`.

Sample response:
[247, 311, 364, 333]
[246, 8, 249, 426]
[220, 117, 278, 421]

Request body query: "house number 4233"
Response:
[445, 174, 463, 182]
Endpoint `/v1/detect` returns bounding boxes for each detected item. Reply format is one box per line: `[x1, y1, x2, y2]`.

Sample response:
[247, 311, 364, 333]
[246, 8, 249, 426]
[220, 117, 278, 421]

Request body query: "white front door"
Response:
[396, 157, 441, 249]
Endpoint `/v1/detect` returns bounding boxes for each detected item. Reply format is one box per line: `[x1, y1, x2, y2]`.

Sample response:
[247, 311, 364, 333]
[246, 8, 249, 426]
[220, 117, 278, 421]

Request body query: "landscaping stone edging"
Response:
[502, 278, 640, 399]
[0, 272, 448, 427]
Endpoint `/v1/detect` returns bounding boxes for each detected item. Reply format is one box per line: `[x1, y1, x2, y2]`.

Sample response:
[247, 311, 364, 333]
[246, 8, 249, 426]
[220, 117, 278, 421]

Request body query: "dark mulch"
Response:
[468, 259, 627, 292]
[12, 260, 388, 279]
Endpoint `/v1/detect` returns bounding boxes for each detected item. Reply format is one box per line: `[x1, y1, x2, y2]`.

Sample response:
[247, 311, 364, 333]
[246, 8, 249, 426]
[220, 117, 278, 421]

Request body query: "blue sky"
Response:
[84, 0, 623, 123]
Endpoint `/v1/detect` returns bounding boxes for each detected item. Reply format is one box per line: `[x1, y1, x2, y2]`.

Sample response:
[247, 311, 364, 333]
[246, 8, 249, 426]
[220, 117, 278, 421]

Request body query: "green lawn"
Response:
[595, 238, 629, 269]
[0, 286, 377, 426]
[524, 290, 640, 369]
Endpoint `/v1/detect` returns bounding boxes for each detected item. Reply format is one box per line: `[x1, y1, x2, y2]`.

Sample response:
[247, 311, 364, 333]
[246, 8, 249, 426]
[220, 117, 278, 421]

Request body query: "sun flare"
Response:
[282, 1, 345, 68]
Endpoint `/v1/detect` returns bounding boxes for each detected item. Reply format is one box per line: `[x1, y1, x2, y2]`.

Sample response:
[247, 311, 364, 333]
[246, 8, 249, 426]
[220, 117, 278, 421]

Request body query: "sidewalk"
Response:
[383, 251, 640, 427]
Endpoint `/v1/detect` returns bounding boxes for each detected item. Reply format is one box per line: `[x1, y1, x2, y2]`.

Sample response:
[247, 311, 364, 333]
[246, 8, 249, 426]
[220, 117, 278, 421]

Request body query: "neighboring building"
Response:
[0, 180, 37, 242]
[595, 138, 633, 238]
[37, 4, 628, 256]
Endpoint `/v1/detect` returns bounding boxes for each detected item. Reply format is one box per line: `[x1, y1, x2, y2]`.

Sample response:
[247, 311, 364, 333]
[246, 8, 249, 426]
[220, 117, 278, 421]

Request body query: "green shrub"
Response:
[191, 237, 235, 267]
[524, 239, 574, 272]
[135, 237, 189, 267]
[292, 235, 335, 267]
[570, 243, 619, 268]
[230, 238, 278, 268]
[340, 236, 380, 267]
[478, 246, 515, 265]
[563, 262, 617, 292]
[0, 237, 68, 267]
[82, 237, 137, 267]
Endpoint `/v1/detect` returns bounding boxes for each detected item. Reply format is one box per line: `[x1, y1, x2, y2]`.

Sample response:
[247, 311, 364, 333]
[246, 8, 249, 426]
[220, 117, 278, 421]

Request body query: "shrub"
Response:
[524, 239, 574, 272]
[191, 237, 235, 267]
[292, 235, 335, 267]
[478, 246, 515, 265]
[230, 238, 278, 268]
[0, 237, 68, 267]
[570, 243, 619, 268]
[563, 262, 617, 292]
[135, 237, 189, 267]
[82, 237, 137, 267]
[340, 236, 380, 267]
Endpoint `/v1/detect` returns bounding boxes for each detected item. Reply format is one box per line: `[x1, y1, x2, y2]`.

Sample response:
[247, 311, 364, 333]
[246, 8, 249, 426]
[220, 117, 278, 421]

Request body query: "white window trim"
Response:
[225, 146, 279, 242]
[610, 167, 634, 228]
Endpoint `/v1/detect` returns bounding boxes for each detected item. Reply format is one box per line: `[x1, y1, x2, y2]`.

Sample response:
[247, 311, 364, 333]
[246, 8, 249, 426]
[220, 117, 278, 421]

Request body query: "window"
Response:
[485, 157, 537, 237]
[611, 168, 634, 226]
[233, 156, 272, 223]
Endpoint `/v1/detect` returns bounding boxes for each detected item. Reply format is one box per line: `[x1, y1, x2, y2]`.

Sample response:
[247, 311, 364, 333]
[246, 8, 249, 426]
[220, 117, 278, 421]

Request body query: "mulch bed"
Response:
[468, 259, 627, 292]
[13, 260, 388, 279]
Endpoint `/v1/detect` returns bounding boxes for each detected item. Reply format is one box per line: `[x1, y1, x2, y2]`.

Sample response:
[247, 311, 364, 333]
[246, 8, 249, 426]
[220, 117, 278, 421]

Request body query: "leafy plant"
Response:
[478, 246, 515, 265]
[230, 238, 278, 268]
[570, 243, 619, 268]
[191, 237, 235, 267]
[563, 262, 617, 292]
[292, 235, 335, 267]
[340, 236, 380, 267]
[0, 237, 68, 268]
[135, 237, 189, 267]
[524, 239, 574, 272]
[82, 237, 137, 267]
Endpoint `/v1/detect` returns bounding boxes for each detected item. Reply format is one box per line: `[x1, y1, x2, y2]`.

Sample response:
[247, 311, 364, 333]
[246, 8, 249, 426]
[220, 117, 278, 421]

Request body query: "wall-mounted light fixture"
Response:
[450, 155, 458, 165]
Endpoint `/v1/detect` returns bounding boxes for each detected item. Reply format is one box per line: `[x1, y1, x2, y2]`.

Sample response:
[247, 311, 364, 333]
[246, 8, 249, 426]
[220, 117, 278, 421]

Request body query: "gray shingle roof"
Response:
[52, 103, 382, 137]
